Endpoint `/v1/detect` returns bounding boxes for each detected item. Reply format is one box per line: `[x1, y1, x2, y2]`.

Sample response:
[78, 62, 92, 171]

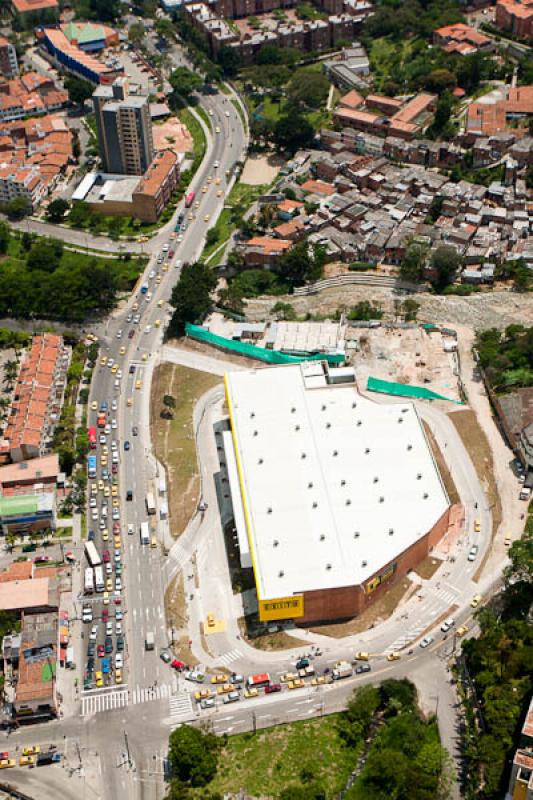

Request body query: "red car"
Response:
[102, 549, 110, 563]
[113, 523, 120, 534]
[97, 645, 105, 658]
[102, 608, 109, 621]
[168, 250, 175, 259]
[265, 683, 282, 694]
[171, 659, 185, 671]
[112, 463, 118, 474]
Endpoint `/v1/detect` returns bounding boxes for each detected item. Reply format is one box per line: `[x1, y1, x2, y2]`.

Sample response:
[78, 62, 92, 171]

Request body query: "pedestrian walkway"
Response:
[385, 583, 460, 653]
[215, 648, 243, 667]
[131, 682, 175, 704]
[167, 692, 195, 725]
[81, 687, 129, 715]
[169, 541, 190, 572]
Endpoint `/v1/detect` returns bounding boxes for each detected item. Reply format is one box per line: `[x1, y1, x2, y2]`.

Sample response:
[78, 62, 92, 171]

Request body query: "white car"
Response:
[111, 419, 117, 430]
[117, 370, 122, 379]
[89, 625, 98, 641]
[225, 111, 230, 117]
[441, 618, 455, 633]
[144, 325, 152, 334]
[111, 400, 117, 411]
[116, 621, 122, 635]
[214, 160, 220, 168]
[91, 508, 98, 520]
[115, 653, 123, 669]
[99, 434, 106, 445]
[116, 609, 123, 621]
[106, 621, 113, 636]
[112, 509, 120, 521]
[116, 330, 122, 339]
[105, 562, 112, 575]
[111, 441, 118, 451]
[99, 519, 106, 530]
[419, 636, 434, 649]
[104, 424, 111, 435]
[468, 544, 479, 562]
[162, 243, 169, 252]
[115, 577, 122, 592]
[90, 498, 97, 508]
[107, 359, 114, 369]
[127, 524, 135, 535]
[101, 506, 108, 519]
[149, 270, 155, 279]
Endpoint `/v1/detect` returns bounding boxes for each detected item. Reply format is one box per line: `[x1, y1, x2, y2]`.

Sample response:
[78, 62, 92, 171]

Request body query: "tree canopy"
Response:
[46, 198, 70, 224]
[430, 244, 461, 291]
[169, 67, 203, 100]
[277, 241, 325, 288]
[64, 76, 94, 107]
[167, 725, 221, 787]
[287, 71, 330, 110]
[273, 110, 315, 153]
[168, 261, 217, 336]
[475, 325, 533, 392]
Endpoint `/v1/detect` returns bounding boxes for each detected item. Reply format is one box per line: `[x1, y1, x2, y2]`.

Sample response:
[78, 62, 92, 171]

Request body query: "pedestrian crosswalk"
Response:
[169, 542, 190, 571]
[384, 584, 459, 653]
[81, 687, 129, 716]
[167, 692, 195, 725]
[131, 682, 173, 704]
[216, 648, 242, 667]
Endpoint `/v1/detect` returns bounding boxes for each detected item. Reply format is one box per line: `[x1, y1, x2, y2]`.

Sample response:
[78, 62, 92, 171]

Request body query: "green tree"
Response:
[273, 110, 315, 153]
[431, 244, 461, 291]
[526, 163, 533, 190]
[0, 220, 9, 254]
[402, 297, 420, 322]
[21, 231, 33, 251]
[128, 22, 145, 44]
[167, 725, 220, 787]
[347, 301, 383, 321]
[425, 68, 456, 94]
[5, 196, 30, 220]
[400, 240, 428, 283]
[46, 198, 70, 224]
[217, 45, 241, 77]
[287, 71, 330, 110]
[64, 77, 94, 107]
[430, 90, 454, 139]
[168, 261, 217, 336]
[26, 238, 63, 272]
[169, 67, 203, 99]
[162, 394, 176, 418]
[277, 241, 325, 288]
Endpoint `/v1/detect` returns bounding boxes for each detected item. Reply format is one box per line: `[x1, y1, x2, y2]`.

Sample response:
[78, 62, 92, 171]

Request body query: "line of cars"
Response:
[0, 746, 61, 769]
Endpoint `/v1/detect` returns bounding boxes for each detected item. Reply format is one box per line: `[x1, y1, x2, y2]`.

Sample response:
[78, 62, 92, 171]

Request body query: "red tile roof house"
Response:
[241, 236, 292, 267]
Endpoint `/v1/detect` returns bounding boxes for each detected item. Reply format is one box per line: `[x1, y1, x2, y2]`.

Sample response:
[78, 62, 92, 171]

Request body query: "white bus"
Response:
[84, 541, 101, 568]
[140, 521, 150, 545]
[146, 492, 156, 516]
[94, 565, 105, 592]
[84, 567, 94, 594]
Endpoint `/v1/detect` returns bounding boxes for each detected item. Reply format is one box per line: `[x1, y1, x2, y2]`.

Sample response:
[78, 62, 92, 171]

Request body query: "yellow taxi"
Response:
[188, 212, 194, 220]
[100, 356, 107, 367]
[154, 319, 161, 328]
[244, 687, 259, 698]
[111, 485, 118, 497]
[474, 519, 481, 532]
[157, 299, 164, 307]
[119, 346, 126, 356]
[0, 759, 15, 769]
[101, 528, 109, 541]
[112, 498, 120, 508]
[22, 746, 40, 756]
[132, 302, 139, 311]
[155, 276, 161, 285]
[111, 364, 118, 374]
[194, 201, 200, 209]
[114, 536, 122, 550]
[161, 264, 168, 273]
[504, 532, 512, 546]
[217, 190, 223, 197]
[280, 672, 297, 683]
[204, 214, 210, 222]
[103, 592, 110, 605]
[95, 671, 104, 687]
[100, 456, 107, 467]
[141, 353, 148, 362]
[102, 445, 108, 455]
[202, 185, 207, 193]
[216, 684, 233, 695]
[137, 235, 149, 243]
[387, 652, 401, 661]
[471, 594, 482, 608]
[136, 380, 142, 390]
[169, 232, 176, 240]
[127, 398, 133, 407]
[104, 485, 110, 497]
[207, 175, 212, 183]
[115, 670, 123, 685]
[211, 674, 229, 684]
[206, 613, 215, 627]
[106, 578, 113, 592]
[215, 126, 220, 134]
[311, 676, 327, 686]
[91, 400, 98, 411]
[215, 177, 221, 185]
[456, 625, 469, 637]
[98, 479, 104, 492]
[151, 535, 157, 548]
[19, 756, 36, 767]
[194, 688, 212, 702]
[288, 679, 305, 690]
[91, 483, 97, 496]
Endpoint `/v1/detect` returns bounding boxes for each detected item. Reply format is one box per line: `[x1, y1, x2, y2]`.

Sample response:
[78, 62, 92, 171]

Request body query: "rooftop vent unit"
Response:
[373, 477, 378, 483]
[319, 534, 326, 541]
[341, 479, 346, 486]
[362, 560, 367, 567]
[354, 531, 360, 538]
[326, 563, 332, 570]
[417, 473, 422, 479]
[273, 539, 279, 547]
[278, 570, 284, 578]
[379, 496, 384, 503]
[407, 444, 412, 451]
[326, 422, 331, 429]
[295, 425, 300, 431]
[253, 430, 258, 436]
[291, 407, 296, 413]
[308, 481, 313, 489]
[365, 447, 370, 454]
[423, 493, 429, 499]
[250, 412, 255, 418]
[389, 528, 394, 535]
[346, 499, 351, 505]
[258, 458, 263, 464]
[301, 452, 306, 459]
[312, 501, 318, 508]
[333, 450, 338, 457]
[267, 507, 272, 514]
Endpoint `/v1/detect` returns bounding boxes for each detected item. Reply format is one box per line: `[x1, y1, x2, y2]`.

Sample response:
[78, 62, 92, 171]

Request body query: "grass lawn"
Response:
[195, 104, 212, 132]
[178, 107, 207, 172]
[201, 181, 268, 263]
[150, 363, 220, 537]
[196, 716, 357, 798]
[369, 37, 415, 91]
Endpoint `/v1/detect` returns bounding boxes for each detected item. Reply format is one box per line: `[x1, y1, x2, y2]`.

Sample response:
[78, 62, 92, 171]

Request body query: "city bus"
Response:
[84, 541, 102, 568]
[94, 565, 105, 592]
[146, 492, 156, 516]
[140, 521, 150, 545]
[184, 191, 195, 208]
[84, 567, 94, 594]
[246, 673, 271, 689]
[88, 426, 97, 450]
[88, 455, 97, 479]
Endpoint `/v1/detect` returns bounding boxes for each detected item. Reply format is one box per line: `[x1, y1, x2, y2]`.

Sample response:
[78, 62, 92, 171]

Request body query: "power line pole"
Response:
[123, 729, 132, 768]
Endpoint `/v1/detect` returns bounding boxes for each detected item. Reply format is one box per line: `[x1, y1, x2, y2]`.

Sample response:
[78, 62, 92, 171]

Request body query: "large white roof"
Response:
[225, 364, 449, 601]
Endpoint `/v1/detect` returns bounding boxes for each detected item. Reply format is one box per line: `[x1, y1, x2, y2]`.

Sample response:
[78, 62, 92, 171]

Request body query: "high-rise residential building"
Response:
[92, 78, 154, 176]
[0, 36, 18, 78]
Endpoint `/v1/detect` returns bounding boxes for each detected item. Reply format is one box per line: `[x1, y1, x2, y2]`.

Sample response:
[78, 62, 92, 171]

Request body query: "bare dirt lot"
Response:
[244, 286, 533, 331]
[240, 154, 283, 186]
[151, 363, 220, 537]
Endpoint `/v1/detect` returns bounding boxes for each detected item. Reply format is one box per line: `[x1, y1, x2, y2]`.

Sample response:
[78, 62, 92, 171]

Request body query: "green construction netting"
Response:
[186, 323, 345, 365]
[366, 376, 462, 404]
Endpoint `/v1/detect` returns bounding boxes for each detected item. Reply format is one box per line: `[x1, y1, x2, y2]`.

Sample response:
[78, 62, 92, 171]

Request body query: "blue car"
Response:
[88, 529, 95, 541]
[124, 441, 130, 451]
[100, 401, 108, 412]
[102, 657, 111, 674]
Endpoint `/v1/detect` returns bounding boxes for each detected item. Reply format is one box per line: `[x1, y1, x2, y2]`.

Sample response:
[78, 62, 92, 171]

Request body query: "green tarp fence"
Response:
[366, 376, 462, 404]
[185, 323, 345, 365]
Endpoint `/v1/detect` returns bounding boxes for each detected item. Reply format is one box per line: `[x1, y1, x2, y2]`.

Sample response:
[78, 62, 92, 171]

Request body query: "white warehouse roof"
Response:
[225, 364, 449, 602]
